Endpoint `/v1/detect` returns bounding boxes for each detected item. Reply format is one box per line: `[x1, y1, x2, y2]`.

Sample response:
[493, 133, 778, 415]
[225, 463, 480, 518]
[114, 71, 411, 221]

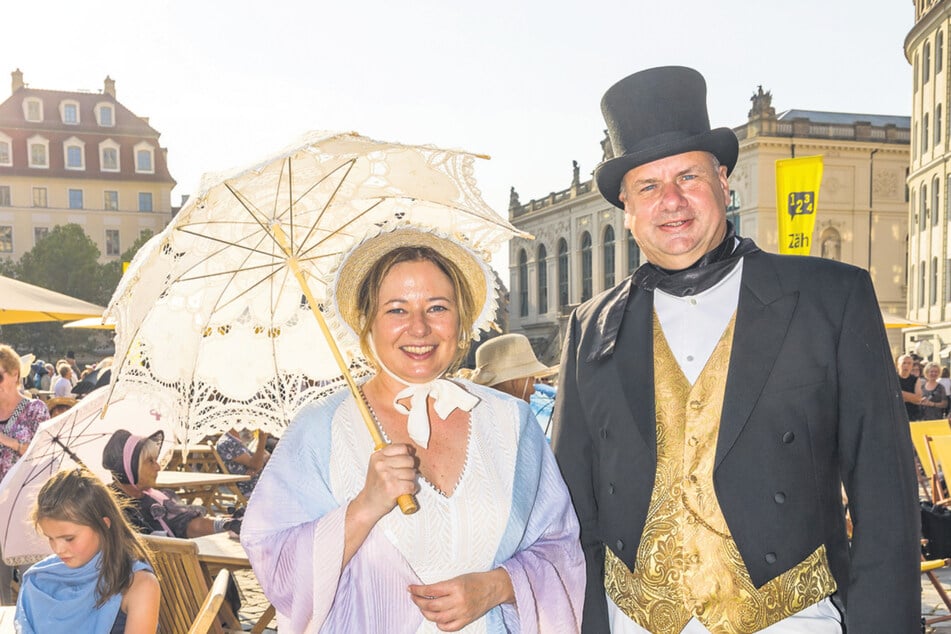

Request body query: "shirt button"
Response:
[686, 355, 694, 362]
[774, 492, 786, 504]
[765, 552, 777, 564]
[782, 431, 795, 444]
[689, 298, 698, 305]
[616, 539, 625, 551]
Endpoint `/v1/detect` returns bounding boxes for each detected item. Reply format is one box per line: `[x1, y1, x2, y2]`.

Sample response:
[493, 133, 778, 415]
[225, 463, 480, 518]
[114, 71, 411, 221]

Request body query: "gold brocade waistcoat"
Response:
[604, 313, 836, 634]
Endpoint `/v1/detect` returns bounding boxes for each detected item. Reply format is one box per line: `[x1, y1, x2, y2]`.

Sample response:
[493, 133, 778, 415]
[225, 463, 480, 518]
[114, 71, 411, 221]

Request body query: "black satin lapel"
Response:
[615, 286, 657, 459]
[716, 262, 798, 468]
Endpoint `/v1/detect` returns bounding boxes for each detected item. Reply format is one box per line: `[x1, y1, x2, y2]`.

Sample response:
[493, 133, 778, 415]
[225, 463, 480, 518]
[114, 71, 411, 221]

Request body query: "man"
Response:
[553, 66, 918, 633]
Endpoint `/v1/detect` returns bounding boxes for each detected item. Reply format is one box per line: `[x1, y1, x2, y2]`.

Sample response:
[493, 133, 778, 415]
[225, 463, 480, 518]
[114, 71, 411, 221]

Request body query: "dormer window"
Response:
[60, 100, 80, 125]
[95, 103, 114, 127]
[134, 142, 154, 174]
[63, 137, 85, 170]
[27, 135, 49, 168]
[23, 98, 42, 122]
[0, 132, 11, 167]
[99, 139, 120, 172]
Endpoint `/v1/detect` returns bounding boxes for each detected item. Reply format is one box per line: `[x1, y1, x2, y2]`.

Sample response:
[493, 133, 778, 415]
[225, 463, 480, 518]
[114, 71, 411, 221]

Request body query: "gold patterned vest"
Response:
[604, 312, 836, 634]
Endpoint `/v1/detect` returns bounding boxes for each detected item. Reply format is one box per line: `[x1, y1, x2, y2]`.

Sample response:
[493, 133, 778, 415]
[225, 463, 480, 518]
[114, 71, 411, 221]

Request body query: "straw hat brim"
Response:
[333, 227, 495, 343]
[472, 358, 557, 386]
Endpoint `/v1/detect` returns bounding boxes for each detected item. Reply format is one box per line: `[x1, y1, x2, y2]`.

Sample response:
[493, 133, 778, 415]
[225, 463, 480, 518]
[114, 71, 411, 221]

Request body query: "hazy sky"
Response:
[3, 1, 914, 269]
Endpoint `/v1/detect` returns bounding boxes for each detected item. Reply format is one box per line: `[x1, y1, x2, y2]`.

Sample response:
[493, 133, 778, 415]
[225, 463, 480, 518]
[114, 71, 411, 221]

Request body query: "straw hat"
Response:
[470, 334, 557, 386]
[332, 226, 497, 344]
[18, 353, 34, 379]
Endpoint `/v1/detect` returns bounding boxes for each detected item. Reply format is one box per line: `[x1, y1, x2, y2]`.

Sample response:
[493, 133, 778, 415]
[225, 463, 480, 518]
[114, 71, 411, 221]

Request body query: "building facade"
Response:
[0, 70, 175, 263]
[509, 93, 910, 363]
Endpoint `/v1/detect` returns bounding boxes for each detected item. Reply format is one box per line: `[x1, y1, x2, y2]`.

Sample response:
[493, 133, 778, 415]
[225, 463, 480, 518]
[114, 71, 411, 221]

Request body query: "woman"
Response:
[242, 227, 584, 633]
[0, 345, 49, 604]
[215, 428, 270, 497]
[917, 361, 949, 420]
[897, 353, 921, 421]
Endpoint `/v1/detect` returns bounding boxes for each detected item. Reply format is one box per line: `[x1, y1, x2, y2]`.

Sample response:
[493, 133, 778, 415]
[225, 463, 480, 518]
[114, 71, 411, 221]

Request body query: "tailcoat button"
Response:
[608, 483, 615, 495]
[616, 539, 625, 551]
[774, 492, 786, 504]
[600, 428, 608, 439]
[782, 431, 795, 444]
[765, 552, 777, 564]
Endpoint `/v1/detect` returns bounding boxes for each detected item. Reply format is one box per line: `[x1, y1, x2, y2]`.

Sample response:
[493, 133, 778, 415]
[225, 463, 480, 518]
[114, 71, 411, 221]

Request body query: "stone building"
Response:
[508, 91, 910, 363]
[0, 70, 176, 263]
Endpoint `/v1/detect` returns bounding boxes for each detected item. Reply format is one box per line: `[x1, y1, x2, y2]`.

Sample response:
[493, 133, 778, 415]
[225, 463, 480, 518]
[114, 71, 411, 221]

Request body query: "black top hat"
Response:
[594, 66, 739, 209]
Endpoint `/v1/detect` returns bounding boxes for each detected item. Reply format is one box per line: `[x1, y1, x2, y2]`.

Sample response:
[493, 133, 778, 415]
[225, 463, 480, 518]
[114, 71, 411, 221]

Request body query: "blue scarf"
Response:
[15, 551, 150, 634]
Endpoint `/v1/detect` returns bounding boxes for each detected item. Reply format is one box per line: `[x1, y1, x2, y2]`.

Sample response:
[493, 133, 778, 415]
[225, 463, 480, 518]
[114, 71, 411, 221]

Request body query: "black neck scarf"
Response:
[631, 221, 760, 297]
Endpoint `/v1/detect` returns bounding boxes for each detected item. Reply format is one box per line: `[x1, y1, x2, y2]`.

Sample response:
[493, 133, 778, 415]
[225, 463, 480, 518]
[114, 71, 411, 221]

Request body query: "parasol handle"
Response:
[274, 226, 418, 515]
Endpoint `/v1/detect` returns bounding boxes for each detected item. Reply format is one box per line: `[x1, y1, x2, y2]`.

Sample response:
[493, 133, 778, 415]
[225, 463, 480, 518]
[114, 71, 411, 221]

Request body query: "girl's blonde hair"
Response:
[33, 469, 153, 607]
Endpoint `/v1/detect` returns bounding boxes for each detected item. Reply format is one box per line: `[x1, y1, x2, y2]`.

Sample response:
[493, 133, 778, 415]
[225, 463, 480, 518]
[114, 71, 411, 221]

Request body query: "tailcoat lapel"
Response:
[716, 252, 799, 468]
[615, 285, 657, 461]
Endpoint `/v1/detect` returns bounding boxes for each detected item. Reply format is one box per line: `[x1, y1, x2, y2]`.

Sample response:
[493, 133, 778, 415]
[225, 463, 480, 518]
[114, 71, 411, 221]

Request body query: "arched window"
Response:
[537, 244, 548, 315]
[518, 249, 528, 318]
[933, 256, 940, 305]
[915, 54, 920, 93]
[925, 41, 933, 84]
[820, 228, 841, 261]
[938, 104, 944, 146]
[557, 238, 569, 309]
[627, 232, 640, 274]
[581, 232, 593, 302]
[924, 113, 930, 153]
[934, 176, 941, 225]
[603, 225, 616, 289]
[921, 260, 927, 307]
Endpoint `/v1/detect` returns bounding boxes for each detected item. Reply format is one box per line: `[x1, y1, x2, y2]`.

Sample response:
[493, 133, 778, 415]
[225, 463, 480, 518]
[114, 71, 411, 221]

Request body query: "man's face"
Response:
[619, 150, 730, 271]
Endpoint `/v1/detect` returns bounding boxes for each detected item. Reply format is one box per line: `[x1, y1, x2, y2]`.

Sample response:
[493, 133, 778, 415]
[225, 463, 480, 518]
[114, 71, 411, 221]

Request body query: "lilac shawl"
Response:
[241, 383, 585, 633]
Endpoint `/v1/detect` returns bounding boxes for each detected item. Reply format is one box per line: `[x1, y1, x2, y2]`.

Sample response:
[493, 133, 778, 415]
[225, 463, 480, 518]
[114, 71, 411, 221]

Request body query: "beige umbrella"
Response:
[0, 275, 105, 325]
[880, 309, 924, 329]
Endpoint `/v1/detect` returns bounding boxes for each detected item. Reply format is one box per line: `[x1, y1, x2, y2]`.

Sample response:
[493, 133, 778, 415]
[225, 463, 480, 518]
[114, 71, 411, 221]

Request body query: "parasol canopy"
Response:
[0, 275, 105, 325]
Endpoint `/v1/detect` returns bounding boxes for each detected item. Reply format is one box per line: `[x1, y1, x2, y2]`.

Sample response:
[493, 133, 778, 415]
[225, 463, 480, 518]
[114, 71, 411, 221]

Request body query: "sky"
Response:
[2, 1, 914, 272]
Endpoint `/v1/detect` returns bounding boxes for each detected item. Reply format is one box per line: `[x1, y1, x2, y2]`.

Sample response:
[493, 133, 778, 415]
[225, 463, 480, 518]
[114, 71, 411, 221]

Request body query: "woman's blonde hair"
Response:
[0, 344, 20, 379]
[33, 469, 153, 608]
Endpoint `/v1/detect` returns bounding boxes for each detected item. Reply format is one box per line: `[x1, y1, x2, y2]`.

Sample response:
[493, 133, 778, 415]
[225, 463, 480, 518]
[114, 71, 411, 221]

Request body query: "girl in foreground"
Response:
[15, 469, 160, 633]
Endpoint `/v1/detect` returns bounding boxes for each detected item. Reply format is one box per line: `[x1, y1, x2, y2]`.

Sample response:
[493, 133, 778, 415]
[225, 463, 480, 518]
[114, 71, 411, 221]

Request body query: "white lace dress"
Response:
[329, 391, 518, 633]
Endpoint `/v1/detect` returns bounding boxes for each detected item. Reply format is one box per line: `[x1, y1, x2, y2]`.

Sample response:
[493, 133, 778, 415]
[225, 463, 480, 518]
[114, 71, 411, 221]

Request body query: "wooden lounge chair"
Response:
[910, 419, 951, 499]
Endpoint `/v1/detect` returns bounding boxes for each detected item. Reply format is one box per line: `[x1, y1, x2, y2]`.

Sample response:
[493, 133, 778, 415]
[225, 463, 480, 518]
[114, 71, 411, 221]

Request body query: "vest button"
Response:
[765, 552, 777, 564]
[782, 431, 795, 444]
[608, 483, 615, 495]
[616, 539, 625, 551]
[688, 436, 699, 447]
[689, 400, 702, 410]
[774, 492, 786, 504]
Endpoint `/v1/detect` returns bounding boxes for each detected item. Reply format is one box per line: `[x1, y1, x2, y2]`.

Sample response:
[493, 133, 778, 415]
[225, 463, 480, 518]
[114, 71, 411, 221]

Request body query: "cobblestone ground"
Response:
[234, 568, 278, 632]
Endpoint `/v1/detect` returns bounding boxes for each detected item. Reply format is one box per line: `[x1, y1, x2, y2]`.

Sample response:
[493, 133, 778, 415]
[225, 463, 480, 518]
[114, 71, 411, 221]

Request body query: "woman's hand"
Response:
[358, 443, 419, 520]
[408, 568, 514, 631]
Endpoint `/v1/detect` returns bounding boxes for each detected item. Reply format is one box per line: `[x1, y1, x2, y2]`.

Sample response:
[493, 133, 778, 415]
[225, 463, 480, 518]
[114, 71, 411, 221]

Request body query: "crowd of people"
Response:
[0, 63, 928, 634]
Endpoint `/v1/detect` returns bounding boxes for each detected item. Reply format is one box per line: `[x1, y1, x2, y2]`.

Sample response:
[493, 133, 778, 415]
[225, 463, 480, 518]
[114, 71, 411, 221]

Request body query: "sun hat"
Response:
[102, 429, 164, 486]
[331, 225, 497, 345]
[594, 66, 739, 209]
[18, 353, 34, 379]
[45, 396, 77, 412]
[469, 333, 557, 386]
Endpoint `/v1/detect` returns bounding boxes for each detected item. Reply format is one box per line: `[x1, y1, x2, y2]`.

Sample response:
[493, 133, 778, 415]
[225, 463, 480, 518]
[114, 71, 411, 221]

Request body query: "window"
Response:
[518, 249, 529, 317]
[921, 260, 927, 307]
[95, 103, 114, 127]
[924, 113, 930, 153]
[23, 98, 42, 122]
[922, 186, 929, 231]
[68, 189, 83, 209]
[933, 256, 940, 305]
[104, 190, 118, 211]
[628, 233, 640, 274]
[60, 101, 79, 124]
[940, 32, 945, 74]
[135, 143, 154, 173]
[603, 225, 616, 289]
[934, 176, 941, 225]
[28, 136, 48, 168]
[0, 133, 10, 166]
[138, 192, 153, 212]
[558, 238, 569, 308]
[0, 227, 11, 253]
[106, 230, 120, 257]
[915, 55, 920, 92]
[537, 244, 548, 315]
[0, 186, 9, 207]
[65, 142, 84, 170]
[581, 232, 592, 302]
[938, 105, 944, 146]
[33, 227, 47, 246]
[925, 41, 932, 84]
[100, 139, 120, 172]
[32, 187, 47, 208]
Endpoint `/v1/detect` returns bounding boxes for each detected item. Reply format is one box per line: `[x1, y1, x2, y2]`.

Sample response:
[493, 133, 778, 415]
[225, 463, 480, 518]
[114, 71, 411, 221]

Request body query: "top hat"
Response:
[594, 66, 739, 209]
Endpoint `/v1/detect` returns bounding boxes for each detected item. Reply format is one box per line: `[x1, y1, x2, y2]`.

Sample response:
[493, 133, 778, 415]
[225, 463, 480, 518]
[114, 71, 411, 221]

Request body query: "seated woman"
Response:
[15, 468, 160, 633]
[242, 227, 585, 632]
[102, 429, 241, 538]
[215, 428, 270, 498]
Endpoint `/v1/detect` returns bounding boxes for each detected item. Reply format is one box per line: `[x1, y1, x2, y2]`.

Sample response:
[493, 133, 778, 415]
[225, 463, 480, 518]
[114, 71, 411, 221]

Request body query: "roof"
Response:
[777, 109, 910, 129]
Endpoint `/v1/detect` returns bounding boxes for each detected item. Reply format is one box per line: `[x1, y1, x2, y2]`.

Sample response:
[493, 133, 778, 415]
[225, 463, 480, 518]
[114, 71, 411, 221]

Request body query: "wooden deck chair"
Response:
[926, 434, 951, 505]
[143, 534, 238, 634]
[188, 568, 231, 634]
[910, 419, 951, 498]
[923, 556, 951, 626]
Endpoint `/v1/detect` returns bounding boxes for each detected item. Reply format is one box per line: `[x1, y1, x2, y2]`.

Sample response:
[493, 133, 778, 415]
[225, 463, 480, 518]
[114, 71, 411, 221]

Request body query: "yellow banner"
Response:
[775, 155, 823, 255]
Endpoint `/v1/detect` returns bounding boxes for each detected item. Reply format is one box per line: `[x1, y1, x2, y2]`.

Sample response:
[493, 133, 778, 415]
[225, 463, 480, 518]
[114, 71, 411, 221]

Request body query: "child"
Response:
[15, 468, 160, 633]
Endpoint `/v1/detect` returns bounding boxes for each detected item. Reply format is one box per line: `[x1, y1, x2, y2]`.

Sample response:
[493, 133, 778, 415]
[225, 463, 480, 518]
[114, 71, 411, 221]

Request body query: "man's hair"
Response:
[618, 151, 721, 203]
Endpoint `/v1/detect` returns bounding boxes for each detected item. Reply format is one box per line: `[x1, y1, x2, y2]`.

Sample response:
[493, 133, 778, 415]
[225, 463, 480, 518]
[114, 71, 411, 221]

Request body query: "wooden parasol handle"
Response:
[274, 226, 418, 515]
